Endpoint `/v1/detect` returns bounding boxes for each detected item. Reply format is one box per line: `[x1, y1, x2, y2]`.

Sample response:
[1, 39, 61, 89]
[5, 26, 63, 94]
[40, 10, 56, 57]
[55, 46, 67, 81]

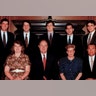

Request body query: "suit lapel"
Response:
[0, 31, 3, 45]
[87, 56, 92, 72]
[39, 53, 45, 71]
[72, 35, 74, 44]
[92, 56, 96, 72]
[90, 31, 96, 43]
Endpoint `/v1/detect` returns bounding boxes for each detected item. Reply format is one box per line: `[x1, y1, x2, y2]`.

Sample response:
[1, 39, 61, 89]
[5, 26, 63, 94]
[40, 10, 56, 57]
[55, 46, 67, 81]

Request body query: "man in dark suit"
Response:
[15, 20, 39, 57]
[0, 18, 14, 79]
[61, 23, 83, 58]
[15, 20, 39, 79]
[81, 44, 96, 80]
[40, 20, 62, 60]
[32, 39, 59, 80]
[83, 20, 96, 56]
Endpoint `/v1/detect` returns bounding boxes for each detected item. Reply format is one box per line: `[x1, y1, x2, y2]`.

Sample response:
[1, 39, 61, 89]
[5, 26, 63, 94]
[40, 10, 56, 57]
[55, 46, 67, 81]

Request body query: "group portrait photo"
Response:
[0, 16, 96, 80]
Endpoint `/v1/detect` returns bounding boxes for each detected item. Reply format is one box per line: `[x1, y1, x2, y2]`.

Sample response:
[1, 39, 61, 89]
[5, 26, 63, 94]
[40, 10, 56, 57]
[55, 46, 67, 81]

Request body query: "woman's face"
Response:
[66, 47, 75, 57]
[14, 43, 22, 53]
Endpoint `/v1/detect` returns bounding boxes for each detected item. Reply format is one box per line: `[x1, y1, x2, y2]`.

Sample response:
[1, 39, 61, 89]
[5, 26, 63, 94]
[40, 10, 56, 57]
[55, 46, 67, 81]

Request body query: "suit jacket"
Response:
[15, 31, 39, 59]
[0, 31, 14, 79]
[39, 32, 62, 60]
[83, 31, 96, 49]
[61, 34, 83, 58]
[0, 31, 14, 62]
[81, 55, 96, 80]
[31, 52, 59, 80]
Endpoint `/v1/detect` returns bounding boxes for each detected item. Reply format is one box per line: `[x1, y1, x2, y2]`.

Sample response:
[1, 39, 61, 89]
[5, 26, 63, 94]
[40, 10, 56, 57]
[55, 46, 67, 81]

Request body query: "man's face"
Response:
[46, 22, 54, 32]
[65, 25, 74, 35]
[87, 23, 96, 32]
[1, 21, 9, 31]
[23, 22, 30, 32]
[38, 40, 48, 54]
[87, 45, 96, 56]
[66, 47, 75, 57]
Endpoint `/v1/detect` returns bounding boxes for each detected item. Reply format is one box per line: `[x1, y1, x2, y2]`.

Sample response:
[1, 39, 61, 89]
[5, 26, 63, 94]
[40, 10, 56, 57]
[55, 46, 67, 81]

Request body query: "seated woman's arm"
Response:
[75, 72, 82, 80]
[4, 65, 14, 80]
[60, 73, 66, 80]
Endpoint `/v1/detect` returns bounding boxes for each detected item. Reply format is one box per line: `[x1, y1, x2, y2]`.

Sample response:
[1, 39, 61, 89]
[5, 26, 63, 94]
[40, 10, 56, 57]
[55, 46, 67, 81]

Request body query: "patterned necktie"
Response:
[87, 33, 91, 45]
[42, 54, 46, 70]
[3, 32, 6, 47]
[25, 34, 28, 47]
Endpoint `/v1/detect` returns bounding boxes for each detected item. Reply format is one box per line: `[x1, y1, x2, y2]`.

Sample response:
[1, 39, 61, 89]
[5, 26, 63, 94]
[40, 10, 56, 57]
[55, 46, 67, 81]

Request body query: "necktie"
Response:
[25, 34, 28, 47]
[49, 33, 52, 44]
[42, 54, 46, 70]
[3, 32, 6, 47]
[87, 33, 91, 45]
[90, 57, 94, 71]
[68, 36, 71, 44]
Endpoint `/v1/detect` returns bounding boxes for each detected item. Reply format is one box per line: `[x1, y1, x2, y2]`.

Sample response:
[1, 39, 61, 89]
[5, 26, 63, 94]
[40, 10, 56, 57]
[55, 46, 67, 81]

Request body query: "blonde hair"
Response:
[65, 44, 75, 50]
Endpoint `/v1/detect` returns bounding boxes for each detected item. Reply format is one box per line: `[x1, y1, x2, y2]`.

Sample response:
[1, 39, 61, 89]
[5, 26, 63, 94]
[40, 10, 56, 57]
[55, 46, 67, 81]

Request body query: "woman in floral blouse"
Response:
[4, 40, 31, 80]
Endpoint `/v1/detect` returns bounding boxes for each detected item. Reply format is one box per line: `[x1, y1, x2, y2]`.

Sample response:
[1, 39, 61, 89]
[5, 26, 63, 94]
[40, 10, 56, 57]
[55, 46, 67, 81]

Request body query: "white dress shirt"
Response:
[1, 30, 8, 43]
[23, 32, 30, 44]
[67, 34, 73, 44]
[48, 32, 53, 40]
[87, 30, 95, 44]
[41, 53, 47, 61]
[89, 55, 95, 71]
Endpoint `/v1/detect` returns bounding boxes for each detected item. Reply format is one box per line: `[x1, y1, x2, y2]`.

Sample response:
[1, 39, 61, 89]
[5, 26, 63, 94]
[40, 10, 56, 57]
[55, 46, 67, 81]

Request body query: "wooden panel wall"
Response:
[0, 16, 96, 33]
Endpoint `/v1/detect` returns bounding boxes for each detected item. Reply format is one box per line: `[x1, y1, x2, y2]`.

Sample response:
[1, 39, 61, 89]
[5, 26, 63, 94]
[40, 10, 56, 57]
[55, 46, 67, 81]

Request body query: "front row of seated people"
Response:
[3, 39, 96, 80]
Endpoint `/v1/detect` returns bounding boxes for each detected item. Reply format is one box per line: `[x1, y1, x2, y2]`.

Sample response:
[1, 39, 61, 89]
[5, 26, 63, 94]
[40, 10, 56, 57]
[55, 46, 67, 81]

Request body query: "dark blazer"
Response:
[61, 34, 83, 58]
[0, 31, 14, 79]
[81, 55, 96, 80]
[39, 32, 62, 60]
[15, 31, 39, 58]
[0, 31, 14, 62]
[83, 31, 96, 49]
[31, 52, 59, 80]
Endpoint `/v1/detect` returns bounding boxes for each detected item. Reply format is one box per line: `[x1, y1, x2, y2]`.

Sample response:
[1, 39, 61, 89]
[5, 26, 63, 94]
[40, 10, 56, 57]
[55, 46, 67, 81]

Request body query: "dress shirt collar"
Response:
[67, 34, 73, 43]
[1, 30, 8, 43]
[48, 32, 54, 38]
[89, 30, 95, 38]
[41, 53, 47, 60]
[23, 31, 30, 43]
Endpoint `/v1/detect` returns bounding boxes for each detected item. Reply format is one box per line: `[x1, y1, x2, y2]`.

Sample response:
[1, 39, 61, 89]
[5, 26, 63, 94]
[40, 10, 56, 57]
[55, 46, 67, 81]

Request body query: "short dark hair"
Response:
[65, 23, 74, 29]
[1, 18, 9, 24]
[86, 20, 96, 26]
[22, 20, 31, 27]
[46, 20, 55, 26]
